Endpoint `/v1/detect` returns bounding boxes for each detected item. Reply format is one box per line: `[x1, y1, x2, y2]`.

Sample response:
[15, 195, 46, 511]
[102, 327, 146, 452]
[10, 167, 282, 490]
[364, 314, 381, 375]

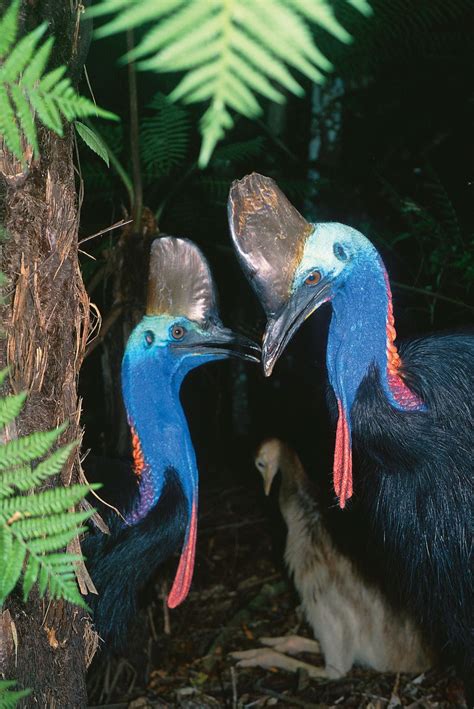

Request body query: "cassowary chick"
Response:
[233, 439, 433, 679]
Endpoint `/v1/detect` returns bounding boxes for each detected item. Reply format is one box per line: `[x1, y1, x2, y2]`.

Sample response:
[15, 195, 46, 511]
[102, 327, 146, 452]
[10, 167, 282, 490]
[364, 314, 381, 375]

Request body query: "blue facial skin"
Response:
[292, 223, 425, 418]
[121, 315, 225, 524]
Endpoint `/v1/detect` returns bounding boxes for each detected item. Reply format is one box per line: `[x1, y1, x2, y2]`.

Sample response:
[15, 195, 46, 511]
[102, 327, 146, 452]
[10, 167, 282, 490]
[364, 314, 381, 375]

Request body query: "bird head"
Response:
[228, 173, 375, 376]
[254, 438, 284, 496]
[123, 237, 260, 383]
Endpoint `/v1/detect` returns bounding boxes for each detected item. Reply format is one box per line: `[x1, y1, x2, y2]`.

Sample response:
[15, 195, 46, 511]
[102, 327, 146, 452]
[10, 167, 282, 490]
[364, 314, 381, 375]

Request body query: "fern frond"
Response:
[212, 136, 265, 163]
[0, 680, 31, 708]
[196, 177, 232, 204]
[0, 443, 76, 497]
[0, 2, 117, 163]
[90, 0, 371, 166]
[0, 482, 93, 517]
[0, 385, 97, 608]
[0, 0, 20, 59]
[140, 92, 190, 179]
[0, 391, 26, 429]
[0, 424, 65, 471]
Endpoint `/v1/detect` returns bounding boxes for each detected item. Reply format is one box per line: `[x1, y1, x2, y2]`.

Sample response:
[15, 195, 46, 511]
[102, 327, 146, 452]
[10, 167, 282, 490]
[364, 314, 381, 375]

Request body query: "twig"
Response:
[161, 580, 171, 636]
[84, 303, 125, 357]
[237, 573, 281, 592]
[148, 605, 159, 643]
[230, 666, 238, 709]
[255, 679, 325, 708]
[79, 219, 132, 245]
[80, 464, 125, 527]
[127, 29, 143, 231]
[200, 517, 266, 534]
[392, 281, 474, 312]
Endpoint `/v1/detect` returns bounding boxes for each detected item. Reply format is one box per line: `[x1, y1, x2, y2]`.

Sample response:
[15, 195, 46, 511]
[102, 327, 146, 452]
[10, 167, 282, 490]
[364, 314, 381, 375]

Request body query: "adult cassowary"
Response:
[228, 173, 473, 695]
[83, 236, 259, 646]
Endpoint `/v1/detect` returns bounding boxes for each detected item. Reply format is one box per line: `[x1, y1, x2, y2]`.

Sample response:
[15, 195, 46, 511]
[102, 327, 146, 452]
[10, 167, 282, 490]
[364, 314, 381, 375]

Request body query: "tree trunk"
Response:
[0, 1, 94, 705]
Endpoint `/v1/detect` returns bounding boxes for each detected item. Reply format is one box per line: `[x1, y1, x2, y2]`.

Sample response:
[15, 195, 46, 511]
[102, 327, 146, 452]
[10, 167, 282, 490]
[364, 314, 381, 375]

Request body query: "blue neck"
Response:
[121, 351, 198, 524]
[326, 253, 424, 419]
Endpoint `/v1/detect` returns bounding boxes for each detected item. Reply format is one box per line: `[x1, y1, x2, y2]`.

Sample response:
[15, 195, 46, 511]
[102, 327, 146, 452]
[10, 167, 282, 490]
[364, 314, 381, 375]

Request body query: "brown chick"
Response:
[232, 438, 433, 679]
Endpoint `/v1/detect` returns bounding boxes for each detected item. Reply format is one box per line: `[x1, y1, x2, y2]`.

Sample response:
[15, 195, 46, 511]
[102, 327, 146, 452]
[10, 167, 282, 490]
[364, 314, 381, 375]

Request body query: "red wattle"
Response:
[167, 500, 198, 609]
[333, 399, 353, 509]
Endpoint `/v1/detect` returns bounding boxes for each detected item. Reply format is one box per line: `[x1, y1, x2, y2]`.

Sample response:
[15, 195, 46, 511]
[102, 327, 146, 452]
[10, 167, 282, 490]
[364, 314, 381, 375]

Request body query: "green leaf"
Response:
[0, 425, 65, 471]
[212, 136, 265, 163]
[93, 0, 367, 165]
[0, 483, 94, 517]
[140, 93, 190, 178]
[0, 527, 26, 603]
[10, 84, 39, 156]
[0, 384, 96, 609]
[22, 36, 55, 87]
[0, 86, 22, 158]
[0, 0, 20, 60]
[91, 0, 186, 34]
[75, 121, 110, 166]
[0, 3, 117, 161]
[128, 1, 213, 63]
[0, 368, 10, 387]
[0, 391, 27, 429]
[0, 679, 31, 708]
[0, 23, 46, 84]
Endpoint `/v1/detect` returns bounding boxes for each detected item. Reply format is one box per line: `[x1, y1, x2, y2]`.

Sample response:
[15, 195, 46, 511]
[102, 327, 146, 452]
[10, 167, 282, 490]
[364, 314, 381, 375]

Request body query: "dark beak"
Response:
[262, 280, 332, 376]
[173, 324, 261, 363]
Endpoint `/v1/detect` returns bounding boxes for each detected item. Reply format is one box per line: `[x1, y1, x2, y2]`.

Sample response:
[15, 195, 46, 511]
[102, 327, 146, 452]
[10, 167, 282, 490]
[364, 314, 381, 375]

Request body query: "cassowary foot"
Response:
[259, 635, 322, 656]
[230, 648, 327, 679]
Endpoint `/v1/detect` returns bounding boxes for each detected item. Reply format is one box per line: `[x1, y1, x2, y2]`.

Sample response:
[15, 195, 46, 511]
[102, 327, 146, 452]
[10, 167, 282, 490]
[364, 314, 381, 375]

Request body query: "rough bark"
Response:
[0, 1, 94, 705]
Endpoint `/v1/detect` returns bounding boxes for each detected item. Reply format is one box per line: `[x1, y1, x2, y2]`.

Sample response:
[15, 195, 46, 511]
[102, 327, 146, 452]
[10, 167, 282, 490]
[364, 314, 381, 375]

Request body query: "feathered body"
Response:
[83, 465, 186, 645]
[228, 173, 473, 695]
[350, 333, 473, 676]
[256, 439, 432, 678]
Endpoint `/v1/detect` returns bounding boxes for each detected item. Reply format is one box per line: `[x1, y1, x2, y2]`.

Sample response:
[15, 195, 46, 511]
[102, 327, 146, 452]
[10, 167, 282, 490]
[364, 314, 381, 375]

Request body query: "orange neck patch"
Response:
[130, 426, 145, 477]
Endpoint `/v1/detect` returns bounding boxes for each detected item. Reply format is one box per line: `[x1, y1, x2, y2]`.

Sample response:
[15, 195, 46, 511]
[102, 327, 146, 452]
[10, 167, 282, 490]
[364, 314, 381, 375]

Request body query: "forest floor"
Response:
[86, 478, 467, 708]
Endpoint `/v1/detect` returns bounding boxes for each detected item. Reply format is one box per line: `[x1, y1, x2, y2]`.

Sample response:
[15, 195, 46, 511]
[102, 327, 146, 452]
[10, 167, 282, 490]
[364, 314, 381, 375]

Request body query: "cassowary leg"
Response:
[259, 635, 321, 656]
[230, 648, 327, 679]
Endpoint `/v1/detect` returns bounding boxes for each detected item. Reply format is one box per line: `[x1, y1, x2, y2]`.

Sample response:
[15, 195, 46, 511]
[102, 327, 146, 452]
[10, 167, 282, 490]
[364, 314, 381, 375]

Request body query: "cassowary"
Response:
[228, 174, 473, 696]
[232, 438, 432, 678]
[83, 236, 259, 646]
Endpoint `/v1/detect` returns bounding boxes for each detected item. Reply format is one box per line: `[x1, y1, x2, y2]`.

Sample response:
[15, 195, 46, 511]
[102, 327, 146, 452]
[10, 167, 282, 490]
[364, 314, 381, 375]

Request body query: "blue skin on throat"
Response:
[121, 315, 223, 525]
[293, 224, 425, 422]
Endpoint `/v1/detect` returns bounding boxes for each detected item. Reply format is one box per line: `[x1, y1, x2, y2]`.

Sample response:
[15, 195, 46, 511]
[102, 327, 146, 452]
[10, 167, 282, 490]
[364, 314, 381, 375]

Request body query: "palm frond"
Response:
[0, 1, 117, 163]
[89, 0, 371, 166]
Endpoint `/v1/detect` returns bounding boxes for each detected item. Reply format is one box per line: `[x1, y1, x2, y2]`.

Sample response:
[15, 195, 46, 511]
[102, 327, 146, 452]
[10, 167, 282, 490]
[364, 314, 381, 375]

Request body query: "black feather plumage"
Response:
[82, 464, 186, 648]
[349, 333, 473, 681]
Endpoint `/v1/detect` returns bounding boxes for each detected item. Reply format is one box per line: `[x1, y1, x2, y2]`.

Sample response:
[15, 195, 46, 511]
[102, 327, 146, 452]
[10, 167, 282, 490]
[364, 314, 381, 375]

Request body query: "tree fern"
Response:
[0, 0, 117, 164]
[0, 371, 97, 608]
[89, 0, 372, 166]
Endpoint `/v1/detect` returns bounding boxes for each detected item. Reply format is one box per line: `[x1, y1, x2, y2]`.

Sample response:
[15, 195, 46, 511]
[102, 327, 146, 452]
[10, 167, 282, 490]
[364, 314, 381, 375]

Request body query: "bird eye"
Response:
[171, 325, 186, 340]
[255, 459, 266, 471]
[333, 242, 348, 261]
[305, 270, 321, 286]
[144, 330, 155, 346]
